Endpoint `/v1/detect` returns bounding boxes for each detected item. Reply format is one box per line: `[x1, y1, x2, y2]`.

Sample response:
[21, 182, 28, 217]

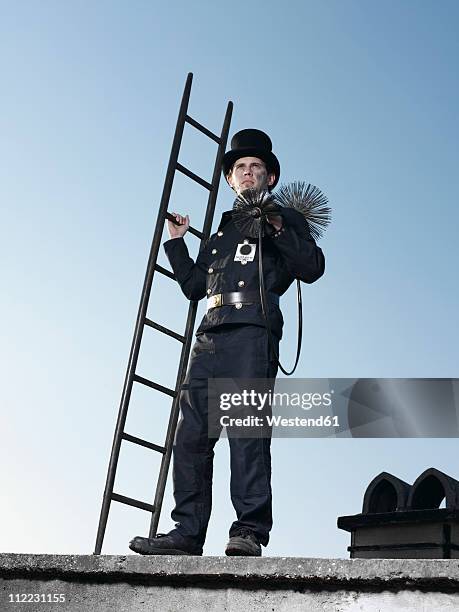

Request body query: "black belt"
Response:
[206, 290, 279, 312]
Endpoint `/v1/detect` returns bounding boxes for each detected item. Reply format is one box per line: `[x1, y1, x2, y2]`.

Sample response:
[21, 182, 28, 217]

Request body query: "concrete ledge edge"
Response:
[2, 554, 459, 592]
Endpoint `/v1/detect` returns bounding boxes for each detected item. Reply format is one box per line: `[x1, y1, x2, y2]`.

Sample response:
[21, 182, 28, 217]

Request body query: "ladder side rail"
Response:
[94, 73, 194, 555]
[201, 101, 234, 238]
[148, 100, 234, 537]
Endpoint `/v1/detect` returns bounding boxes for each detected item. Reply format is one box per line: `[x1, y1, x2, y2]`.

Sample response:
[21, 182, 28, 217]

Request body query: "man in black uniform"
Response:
[129, 129, 325, 556]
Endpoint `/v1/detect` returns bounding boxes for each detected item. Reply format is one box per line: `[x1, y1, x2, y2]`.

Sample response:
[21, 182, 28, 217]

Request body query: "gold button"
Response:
[208, 267, 214, 274]
[207, 288, 211, 294]
[212, 249, 217, 255]
[235, 303, 242, 309]
[217, 231, 223, 237]
[238, 280, 245, 287]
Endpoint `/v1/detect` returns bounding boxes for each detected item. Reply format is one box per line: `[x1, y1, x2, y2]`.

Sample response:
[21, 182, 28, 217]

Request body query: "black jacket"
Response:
[164, 208, 325, 339]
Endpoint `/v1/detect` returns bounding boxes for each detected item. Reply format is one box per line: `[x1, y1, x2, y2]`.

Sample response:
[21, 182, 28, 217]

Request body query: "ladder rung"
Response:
[133, 374, 177, 398]
[176, 163, 213, 191]
[122, 432, 166, 454]
[112, 492, 154, 513]
[144, 318, 186, 343]
[181, 225, 204, 240]
[154, 264, 175, 280]
[185, 114, 221, 144]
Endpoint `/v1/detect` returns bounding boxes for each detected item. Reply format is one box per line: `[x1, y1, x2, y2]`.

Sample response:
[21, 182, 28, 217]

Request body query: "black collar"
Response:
[217, 209, 233, 231]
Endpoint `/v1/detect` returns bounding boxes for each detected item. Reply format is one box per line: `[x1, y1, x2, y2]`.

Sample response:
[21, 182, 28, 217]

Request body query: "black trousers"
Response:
[170, 324, 279, 547]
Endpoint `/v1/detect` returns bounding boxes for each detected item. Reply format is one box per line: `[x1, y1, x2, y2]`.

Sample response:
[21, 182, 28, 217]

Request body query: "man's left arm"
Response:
[268, 208, 325, 283]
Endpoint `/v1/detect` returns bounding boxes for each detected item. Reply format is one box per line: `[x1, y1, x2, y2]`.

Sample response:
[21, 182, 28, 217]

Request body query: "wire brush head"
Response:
[232, 188, 281, 237]
[274, 181, 331, 240]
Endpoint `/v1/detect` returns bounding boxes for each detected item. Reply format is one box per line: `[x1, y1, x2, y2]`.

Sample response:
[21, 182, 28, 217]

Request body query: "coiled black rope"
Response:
[257, 218, 303, 376]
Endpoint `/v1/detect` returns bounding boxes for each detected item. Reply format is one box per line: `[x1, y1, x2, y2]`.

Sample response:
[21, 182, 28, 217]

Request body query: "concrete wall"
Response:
[2, 554, 459, 611]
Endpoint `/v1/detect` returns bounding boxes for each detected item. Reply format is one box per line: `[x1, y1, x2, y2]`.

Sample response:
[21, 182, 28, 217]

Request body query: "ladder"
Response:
[94, 73, 233, 554]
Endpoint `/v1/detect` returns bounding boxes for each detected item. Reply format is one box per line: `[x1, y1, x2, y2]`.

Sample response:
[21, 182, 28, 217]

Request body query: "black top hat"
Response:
[222, 129, 281, 189]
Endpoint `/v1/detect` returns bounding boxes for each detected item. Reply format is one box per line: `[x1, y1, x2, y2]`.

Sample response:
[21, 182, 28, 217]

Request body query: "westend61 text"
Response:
[220, 415, 339, 428]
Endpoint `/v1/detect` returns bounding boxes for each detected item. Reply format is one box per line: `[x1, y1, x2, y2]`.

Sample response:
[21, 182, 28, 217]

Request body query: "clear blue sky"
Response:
[1, 0, 458, 558]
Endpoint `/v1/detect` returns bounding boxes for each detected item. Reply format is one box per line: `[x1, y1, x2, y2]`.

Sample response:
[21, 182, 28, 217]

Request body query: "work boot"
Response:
[129, 531, 203, 556]
[225, 528, 262, 557]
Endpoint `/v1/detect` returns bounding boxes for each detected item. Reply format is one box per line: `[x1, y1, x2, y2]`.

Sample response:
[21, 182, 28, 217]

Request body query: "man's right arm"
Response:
[163, 213, 209, 301]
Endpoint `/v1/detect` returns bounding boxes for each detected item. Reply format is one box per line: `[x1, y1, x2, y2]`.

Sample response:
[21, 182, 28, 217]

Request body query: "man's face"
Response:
[227, 156, 275, 194]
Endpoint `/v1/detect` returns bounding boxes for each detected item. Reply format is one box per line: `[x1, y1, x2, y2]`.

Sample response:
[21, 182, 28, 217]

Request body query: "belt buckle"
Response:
[208, 293, 222, 309]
